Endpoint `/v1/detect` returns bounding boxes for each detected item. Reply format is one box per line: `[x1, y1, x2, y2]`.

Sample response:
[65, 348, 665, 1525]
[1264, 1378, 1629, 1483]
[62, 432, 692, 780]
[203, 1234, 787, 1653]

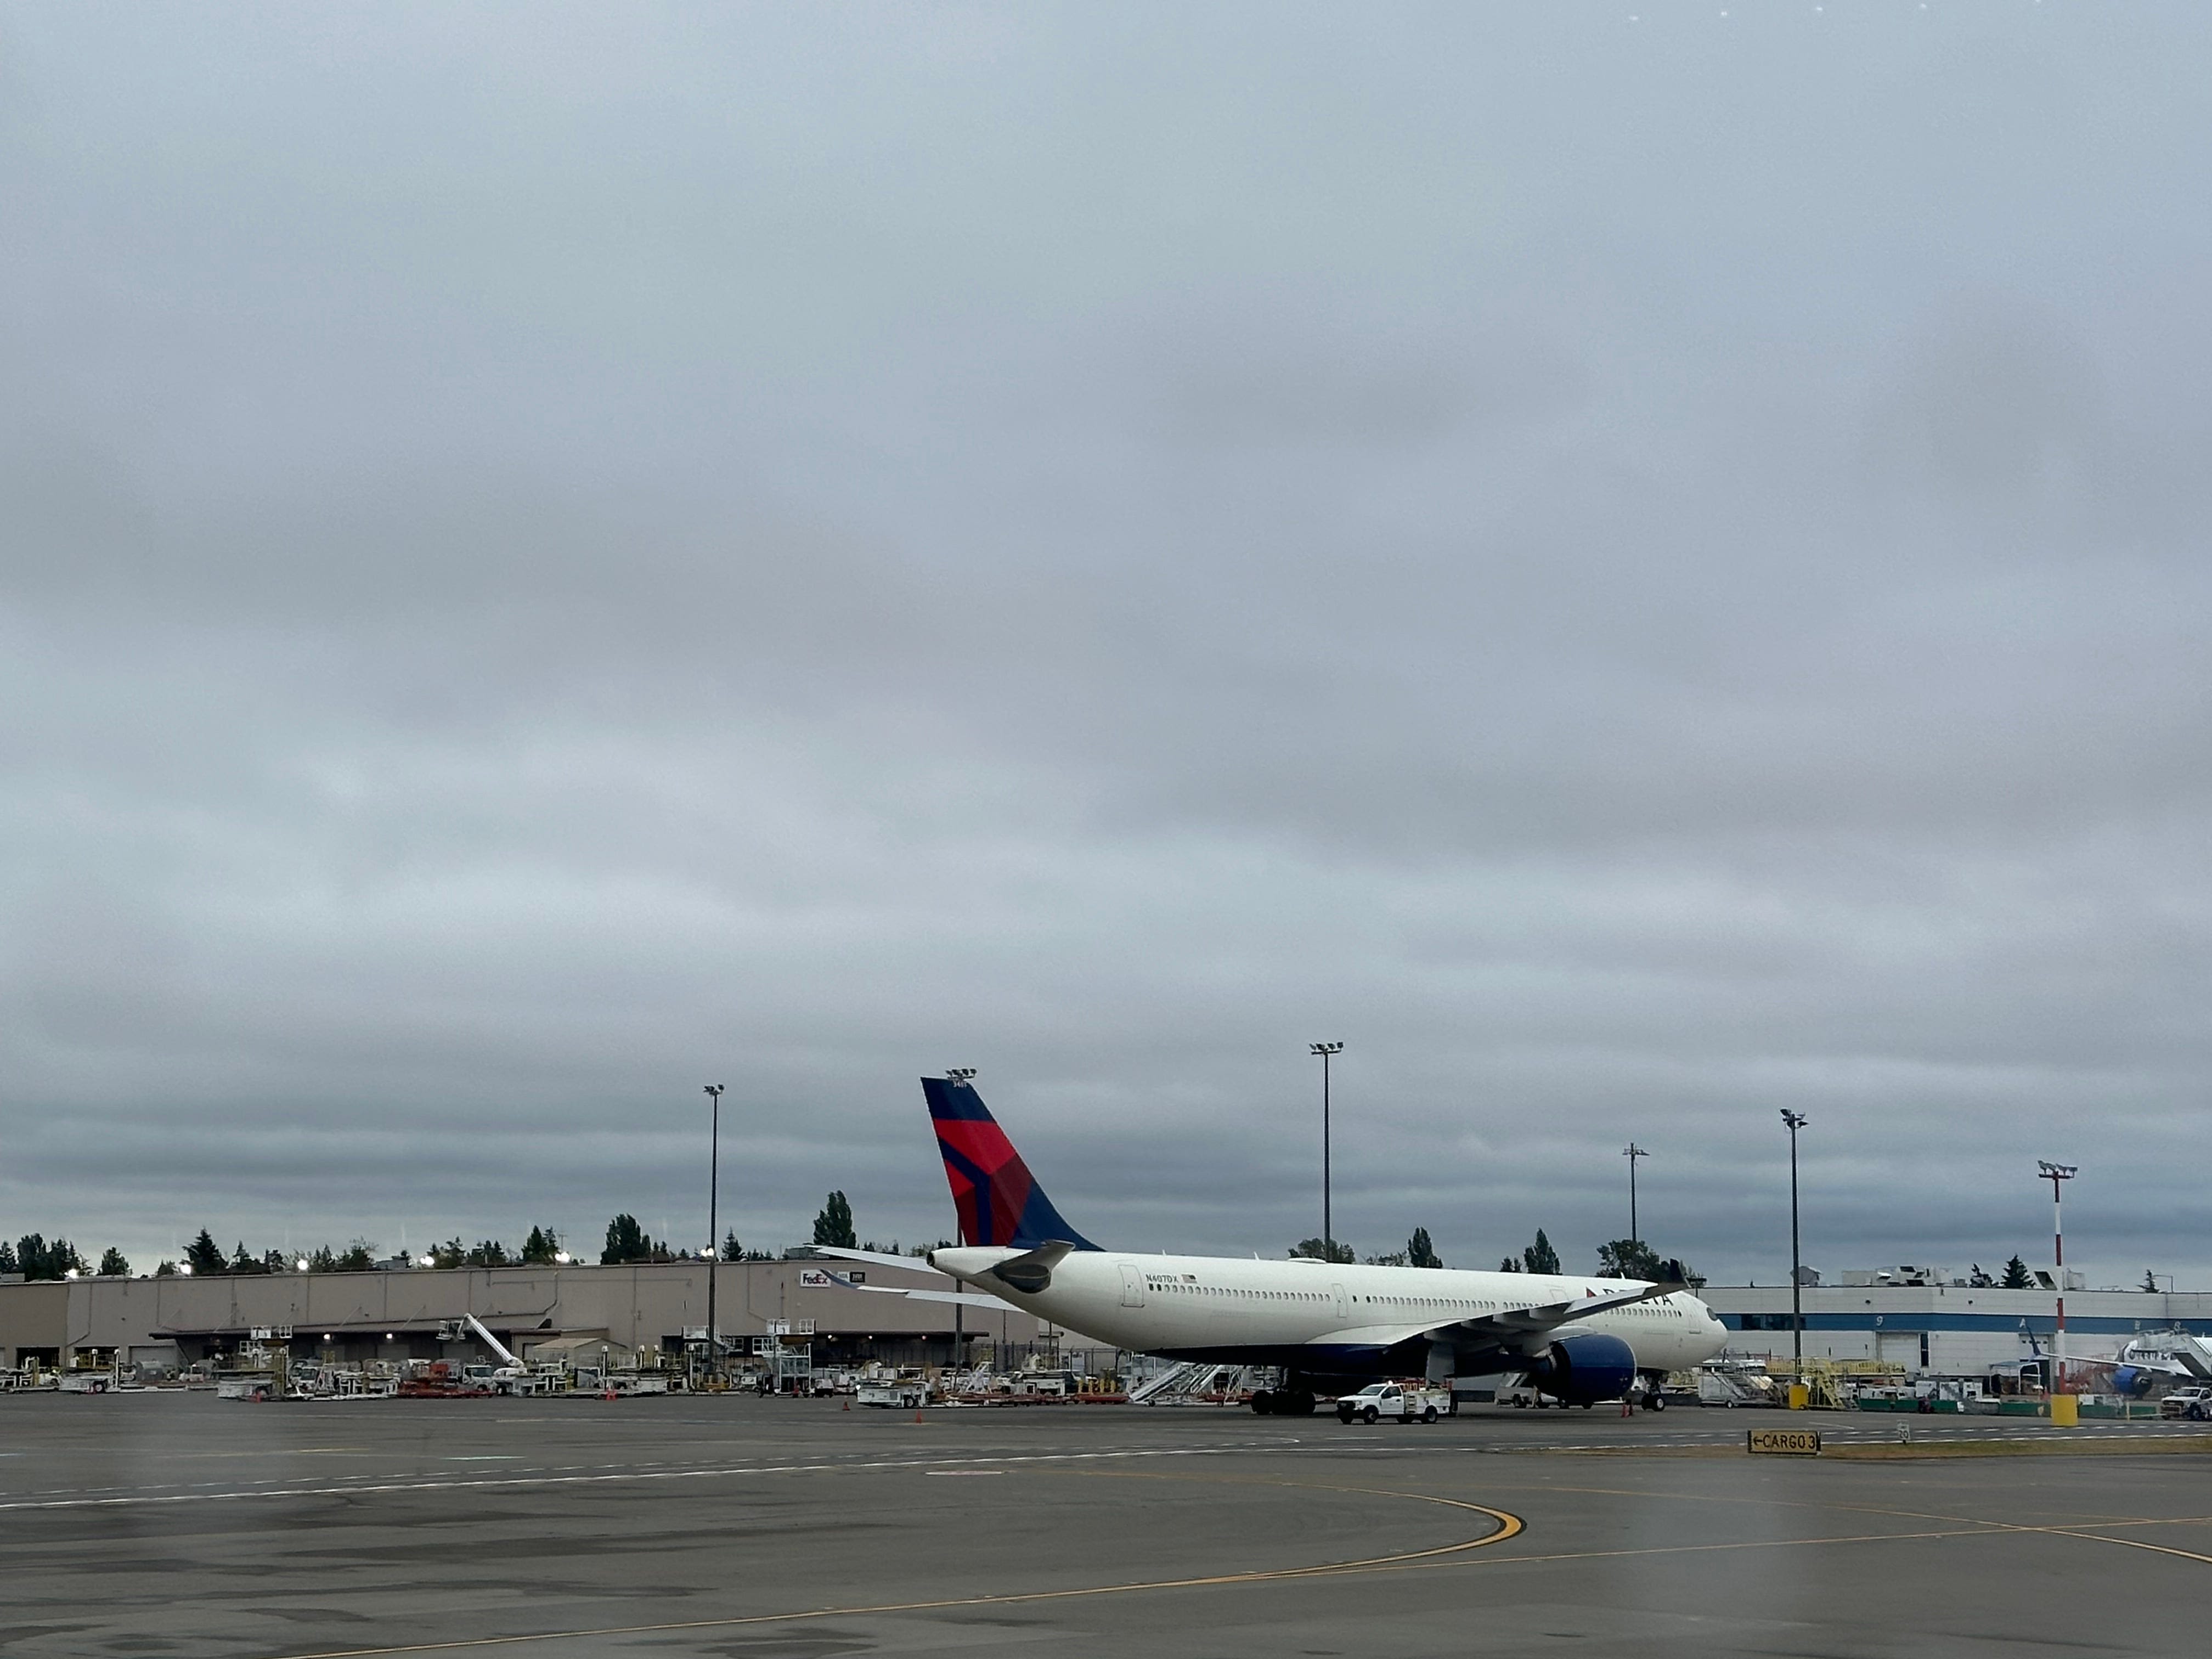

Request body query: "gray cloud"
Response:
[3, 4, 2209, 1288]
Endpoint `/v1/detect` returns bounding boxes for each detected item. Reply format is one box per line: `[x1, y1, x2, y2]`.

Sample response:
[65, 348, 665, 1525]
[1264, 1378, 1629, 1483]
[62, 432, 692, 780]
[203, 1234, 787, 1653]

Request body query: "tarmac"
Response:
[3, 1392, 2209, 1657]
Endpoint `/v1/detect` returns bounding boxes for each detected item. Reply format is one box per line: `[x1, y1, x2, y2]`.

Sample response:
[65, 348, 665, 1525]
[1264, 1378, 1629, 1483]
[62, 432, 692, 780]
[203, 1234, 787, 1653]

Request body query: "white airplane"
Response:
[820, 1073, 1729, 1414]
[2094, 1330, 2212, 1398]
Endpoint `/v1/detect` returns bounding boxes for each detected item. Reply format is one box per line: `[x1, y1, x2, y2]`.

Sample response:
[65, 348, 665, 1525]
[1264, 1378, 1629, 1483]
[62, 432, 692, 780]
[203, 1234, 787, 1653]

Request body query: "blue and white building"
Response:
[1700, 1277, 2212, 1379]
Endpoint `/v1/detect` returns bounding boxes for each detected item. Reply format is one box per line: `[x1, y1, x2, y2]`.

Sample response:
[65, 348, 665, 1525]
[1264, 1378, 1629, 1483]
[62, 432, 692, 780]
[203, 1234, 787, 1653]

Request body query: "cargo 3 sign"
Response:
[1746, 1427, 1822, 1455]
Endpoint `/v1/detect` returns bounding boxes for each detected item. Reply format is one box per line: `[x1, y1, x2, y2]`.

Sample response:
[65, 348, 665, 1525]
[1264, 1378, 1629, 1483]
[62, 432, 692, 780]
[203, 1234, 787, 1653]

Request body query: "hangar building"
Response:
[1699, 1280, 2212, 1378]
[0, 1255, 1058, 1374]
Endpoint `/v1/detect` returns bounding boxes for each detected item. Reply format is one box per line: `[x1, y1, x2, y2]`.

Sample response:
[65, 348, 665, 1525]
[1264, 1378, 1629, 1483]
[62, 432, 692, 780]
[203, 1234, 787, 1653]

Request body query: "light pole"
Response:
[1781, 1110, 1808, 1375]
[704, 1084, 725, 1385]
[947, 1068, 978, 1365]
[1310, 1043, 1344, 1261]
[1623, 1143, 1648, 1244]
[2039, 1160, 2076, 1394]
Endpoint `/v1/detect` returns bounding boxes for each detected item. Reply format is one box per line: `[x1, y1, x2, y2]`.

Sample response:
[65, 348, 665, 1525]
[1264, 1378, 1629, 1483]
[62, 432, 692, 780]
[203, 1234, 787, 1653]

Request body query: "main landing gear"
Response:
[1250, 1385, 1319, 1416]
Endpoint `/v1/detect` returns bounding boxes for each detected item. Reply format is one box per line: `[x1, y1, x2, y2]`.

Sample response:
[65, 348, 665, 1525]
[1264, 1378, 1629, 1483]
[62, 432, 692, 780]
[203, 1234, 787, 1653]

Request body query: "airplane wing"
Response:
[1310, 1267, 1691, 1361]
[2077, 1352, 2206, 1383]
[1474, 1273, 1686, 1337]
[803, 1254, 1010, 1311]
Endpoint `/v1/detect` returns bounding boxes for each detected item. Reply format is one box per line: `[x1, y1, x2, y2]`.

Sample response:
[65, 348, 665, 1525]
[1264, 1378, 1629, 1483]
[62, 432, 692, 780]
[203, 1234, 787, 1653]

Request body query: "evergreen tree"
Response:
[1598, 1239, 1663, 1279]
[0, 1240, 16, 1275]
[308, 1246, 339, 1273]
[2141, 1269, 2161, 1293]
[1406, 1228, 1443, 1269]
[602, 1213, 653, 1264]
[155, 1260, 177, 1277]
[812, 1192, 857, 1249]
[14, 1235, 86, 1280]
[1967, 1263, 1995, 1287]
[465, 1239, 510, 1267]
[97, 1248, 129, 1277]
[184, 1229, 227, 1275]
[1522, 1230, 1561, 1276]
[720, 1229, 744, 1262]
[262, 1249, 291, 1274]
[1290, 1237, 1356, 1263]
[2001, 1254, 2034, 1289]
[337, 1239, 376, 1272]
[1498, 1256, 1520, 1272]
[228, 1243, 267, 1275]
[520, 1226, 560, 1265]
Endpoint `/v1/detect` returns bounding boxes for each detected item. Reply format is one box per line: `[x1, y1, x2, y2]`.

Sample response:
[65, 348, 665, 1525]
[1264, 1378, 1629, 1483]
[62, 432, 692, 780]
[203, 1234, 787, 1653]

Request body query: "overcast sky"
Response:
[3, 4, 2208, 1289]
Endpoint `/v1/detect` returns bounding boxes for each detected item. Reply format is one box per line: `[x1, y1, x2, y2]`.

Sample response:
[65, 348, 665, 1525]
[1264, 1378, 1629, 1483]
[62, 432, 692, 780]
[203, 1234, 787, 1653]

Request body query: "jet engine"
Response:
[2111, 1365, 2155, 1399]
[1525, 1333, 1638, 1406]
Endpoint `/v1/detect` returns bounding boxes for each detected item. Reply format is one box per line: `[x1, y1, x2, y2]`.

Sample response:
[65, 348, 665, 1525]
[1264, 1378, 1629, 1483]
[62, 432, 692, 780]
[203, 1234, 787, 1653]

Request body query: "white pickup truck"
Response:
[2159, 1386, 2212, 1421]
[1335, 1380, 1452, 1424]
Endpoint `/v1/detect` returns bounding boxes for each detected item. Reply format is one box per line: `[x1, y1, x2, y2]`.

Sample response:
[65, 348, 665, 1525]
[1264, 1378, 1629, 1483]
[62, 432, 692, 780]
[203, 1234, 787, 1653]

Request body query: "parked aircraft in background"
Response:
[2098, 1329, 2212, 1398]
[822, 1074, 1729, 1414]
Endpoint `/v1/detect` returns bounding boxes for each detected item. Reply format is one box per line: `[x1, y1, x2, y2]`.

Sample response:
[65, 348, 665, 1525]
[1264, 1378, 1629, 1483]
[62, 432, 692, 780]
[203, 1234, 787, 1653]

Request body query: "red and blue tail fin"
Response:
[923, 1076, 1098, 1250]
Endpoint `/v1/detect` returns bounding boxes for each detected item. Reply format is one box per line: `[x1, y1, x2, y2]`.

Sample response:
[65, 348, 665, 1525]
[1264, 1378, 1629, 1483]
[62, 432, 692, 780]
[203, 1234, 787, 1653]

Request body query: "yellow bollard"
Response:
[2050, 1393, 2078, 1426]
[1787, 1383, 1809, 1411]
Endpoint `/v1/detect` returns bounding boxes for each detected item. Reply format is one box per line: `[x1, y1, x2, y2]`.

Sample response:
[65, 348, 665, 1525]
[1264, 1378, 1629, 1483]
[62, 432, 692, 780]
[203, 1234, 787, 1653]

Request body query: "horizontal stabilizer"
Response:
[826, 1279, 1013, 1311]
[808, 1246, 949, 1277]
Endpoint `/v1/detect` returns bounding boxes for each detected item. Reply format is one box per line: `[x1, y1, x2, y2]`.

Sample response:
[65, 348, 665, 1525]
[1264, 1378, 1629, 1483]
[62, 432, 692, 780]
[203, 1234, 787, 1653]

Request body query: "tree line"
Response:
[0, 1236, 124, 1280]
[33, 1197, 889, 1278]
[7, 1219, 2159, 1292]
[1287, 1226, 1706, 1285]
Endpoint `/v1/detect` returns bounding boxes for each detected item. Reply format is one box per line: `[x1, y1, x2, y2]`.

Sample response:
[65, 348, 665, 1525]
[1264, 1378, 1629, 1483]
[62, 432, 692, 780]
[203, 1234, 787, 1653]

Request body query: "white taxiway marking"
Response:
[0, 1447, 1229, 1513]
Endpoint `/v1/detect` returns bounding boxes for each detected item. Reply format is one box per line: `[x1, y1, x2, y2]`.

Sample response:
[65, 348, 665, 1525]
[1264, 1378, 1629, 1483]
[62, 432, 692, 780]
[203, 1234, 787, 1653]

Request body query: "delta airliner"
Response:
[826, 1074, 1728, 1414]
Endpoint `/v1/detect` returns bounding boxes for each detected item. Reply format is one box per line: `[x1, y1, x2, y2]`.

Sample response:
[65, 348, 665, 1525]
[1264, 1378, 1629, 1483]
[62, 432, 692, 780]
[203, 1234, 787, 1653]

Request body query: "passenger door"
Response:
[1331, 1282, 1348, 1321]
[1119, 1263, 1145, 1308]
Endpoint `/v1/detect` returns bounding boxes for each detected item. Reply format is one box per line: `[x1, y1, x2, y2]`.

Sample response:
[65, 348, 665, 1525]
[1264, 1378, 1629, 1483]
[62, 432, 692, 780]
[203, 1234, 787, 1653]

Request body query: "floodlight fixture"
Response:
[947, 1066, 978, 1085]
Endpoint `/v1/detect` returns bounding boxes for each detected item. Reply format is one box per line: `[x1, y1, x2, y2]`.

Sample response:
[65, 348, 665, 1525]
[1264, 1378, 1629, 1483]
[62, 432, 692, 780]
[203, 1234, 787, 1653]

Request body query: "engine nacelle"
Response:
[2111, 1365, 2155, 1399]
[1526, 1333, 1638, 1406]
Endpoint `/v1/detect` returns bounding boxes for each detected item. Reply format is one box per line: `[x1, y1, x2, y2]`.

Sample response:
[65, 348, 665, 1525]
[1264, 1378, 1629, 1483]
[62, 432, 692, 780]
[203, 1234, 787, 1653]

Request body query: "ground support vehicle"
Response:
[856, 1369, 932, 1409]
[2160, 1386, 2212, 1420]
[1335, 1381, 1452, 1424]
